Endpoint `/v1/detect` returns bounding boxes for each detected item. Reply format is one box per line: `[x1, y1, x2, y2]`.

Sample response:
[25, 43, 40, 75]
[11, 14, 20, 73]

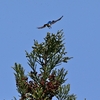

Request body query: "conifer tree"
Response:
[12, 30, 76, 100]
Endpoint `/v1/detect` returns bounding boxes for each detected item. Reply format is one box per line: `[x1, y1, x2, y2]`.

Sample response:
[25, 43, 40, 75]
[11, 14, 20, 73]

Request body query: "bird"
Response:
[37, 16, 63, 29]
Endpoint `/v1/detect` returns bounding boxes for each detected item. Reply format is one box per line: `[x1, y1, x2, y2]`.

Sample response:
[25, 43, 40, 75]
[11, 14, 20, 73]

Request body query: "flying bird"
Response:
[37, 16, 63, 29]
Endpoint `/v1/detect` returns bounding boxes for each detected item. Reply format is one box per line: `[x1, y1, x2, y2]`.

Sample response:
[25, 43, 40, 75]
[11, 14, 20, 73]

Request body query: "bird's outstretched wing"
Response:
[50, 16, 63, 25]
[37, 24, 47, 29]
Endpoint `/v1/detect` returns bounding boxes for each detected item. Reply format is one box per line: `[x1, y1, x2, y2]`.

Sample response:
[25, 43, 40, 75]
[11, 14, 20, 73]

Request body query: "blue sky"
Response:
[0, 0, 100, 100]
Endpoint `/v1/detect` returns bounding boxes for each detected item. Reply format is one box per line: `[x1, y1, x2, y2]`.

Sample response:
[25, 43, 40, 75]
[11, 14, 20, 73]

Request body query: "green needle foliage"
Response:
[12, 30, 76, 100]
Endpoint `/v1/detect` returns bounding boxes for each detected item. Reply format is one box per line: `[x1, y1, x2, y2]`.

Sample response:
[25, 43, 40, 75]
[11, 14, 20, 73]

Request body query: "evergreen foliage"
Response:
[12, 30, 76, 100]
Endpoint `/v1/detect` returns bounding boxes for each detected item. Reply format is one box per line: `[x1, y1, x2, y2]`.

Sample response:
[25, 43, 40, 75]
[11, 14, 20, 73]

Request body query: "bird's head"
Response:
[47, 21, 52, 24]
